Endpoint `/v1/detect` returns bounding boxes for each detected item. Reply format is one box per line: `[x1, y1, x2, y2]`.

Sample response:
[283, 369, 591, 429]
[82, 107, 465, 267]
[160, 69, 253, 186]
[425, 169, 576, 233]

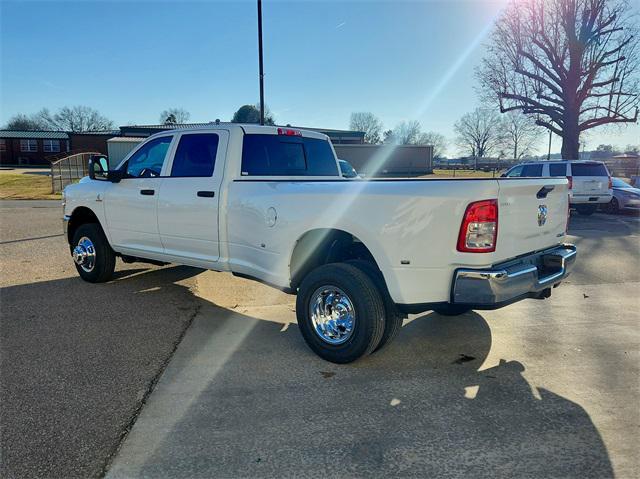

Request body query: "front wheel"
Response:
[575, 204, 597, 216]
[71, 223, 116, 283]
[296, 263, 386, 363]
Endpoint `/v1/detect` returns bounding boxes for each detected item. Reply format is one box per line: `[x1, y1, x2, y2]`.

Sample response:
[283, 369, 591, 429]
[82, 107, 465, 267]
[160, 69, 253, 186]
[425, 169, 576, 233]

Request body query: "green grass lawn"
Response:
[0, 174, 61, 200]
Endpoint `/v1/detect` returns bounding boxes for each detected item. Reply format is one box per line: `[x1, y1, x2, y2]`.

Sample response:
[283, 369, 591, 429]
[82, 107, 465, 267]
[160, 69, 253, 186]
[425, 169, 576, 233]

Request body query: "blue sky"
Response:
[1, 0, 638, 154]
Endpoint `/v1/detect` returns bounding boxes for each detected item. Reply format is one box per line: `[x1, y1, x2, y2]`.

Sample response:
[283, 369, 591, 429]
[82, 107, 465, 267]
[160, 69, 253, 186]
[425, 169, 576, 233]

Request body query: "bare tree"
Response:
[478, 0, 639, 160]
[454, 108, 503, 159]
[37, 106, 114, 132]
[160, 108, 191, 125]
[390, 120, 422, 145]
[3, 114, 48, 131]
[500, 111, 542, 159]
[349, 112, 383, 144]
[417, 131, 448, 158]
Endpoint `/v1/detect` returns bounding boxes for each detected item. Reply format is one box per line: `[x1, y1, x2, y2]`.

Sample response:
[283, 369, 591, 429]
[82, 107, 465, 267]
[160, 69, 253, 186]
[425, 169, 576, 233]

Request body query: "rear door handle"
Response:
[197, 191, 215, 198]
[140, 189, 155, 196]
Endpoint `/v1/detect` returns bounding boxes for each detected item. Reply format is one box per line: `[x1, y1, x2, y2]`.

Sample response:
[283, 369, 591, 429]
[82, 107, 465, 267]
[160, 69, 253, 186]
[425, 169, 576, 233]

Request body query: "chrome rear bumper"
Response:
[452, 244, 577, 307]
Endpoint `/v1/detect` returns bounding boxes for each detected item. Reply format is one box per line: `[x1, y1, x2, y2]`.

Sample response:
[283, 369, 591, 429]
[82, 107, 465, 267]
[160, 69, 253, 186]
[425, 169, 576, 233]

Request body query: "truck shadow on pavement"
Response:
[1, 264, 614, 479]
[102, 270, 614, 479]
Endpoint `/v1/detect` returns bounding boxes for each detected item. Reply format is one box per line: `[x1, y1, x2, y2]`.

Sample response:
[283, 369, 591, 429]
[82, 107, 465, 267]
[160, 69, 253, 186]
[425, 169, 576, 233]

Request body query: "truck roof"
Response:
[143, 123, 329, 141]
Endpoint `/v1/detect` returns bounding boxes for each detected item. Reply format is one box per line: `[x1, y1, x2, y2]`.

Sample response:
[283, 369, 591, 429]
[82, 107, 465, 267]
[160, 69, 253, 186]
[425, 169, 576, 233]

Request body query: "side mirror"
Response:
[89, 155, 110, 181]
[88, 155, 123, 183]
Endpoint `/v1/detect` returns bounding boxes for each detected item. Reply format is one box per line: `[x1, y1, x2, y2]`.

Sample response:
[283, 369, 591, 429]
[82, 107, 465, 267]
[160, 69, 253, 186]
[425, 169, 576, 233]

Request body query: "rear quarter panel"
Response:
[225, 178, 503, 304]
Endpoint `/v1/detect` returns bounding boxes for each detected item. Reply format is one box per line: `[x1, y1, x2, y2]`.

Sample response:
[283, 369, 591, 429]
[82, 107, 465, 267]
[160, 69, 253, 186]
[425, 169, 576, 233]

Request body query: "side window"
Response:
[126, 136, 173, 178]
[241, 134, 339, 176]
[549, 164, 567, 177]
[506, 165, 524, 177]
[170, 134, 219, 177]
[521, 164, 543, 177]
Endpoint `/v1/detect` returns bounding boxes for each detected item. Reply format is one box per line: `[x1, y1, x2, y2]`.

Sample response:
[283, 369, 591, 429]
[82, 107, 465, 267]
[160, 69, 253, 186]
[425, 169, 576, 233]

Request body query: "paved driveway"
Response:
[1, 201, 638, 478]
[0, 201, 202, 478]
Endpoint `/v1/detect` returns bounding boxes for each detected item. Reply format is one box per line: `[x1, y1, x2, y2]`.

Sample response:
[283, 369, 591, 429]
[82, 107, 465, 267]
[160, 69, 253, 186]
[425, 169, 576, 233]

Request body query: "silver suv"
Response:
[504, 160, 612, 216]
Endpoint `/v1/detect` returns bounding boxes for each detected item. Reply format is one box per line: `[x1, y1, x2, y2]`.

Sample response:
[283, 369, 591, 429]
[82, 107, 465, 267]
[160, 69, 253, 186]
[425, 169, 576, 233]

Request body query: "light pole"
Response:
[257, 0, 265, 126]
[547, 129, 552, 160]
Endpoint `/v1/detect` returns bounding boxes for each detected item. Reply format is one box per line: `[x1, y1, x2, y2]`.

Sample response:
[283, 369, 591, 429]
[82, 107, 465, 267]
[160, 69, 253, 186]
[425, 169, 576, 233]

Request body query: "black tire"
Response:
[433, 305, 471, 316]
[296, 263, 385, 363]
[346, 259, 404, 352]
[576, 204, 597, 216]
[71, 223, 116, 283]
[606, 197, 620, 214]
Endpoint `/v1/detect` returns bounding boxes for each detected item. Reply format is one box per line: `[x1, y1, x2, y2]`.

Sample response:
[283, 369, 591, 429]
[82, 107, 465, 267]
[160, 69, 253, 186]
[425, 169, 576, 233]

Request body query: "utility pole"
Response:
[547, 129, 552, 160]
[257, 0, 265, 126]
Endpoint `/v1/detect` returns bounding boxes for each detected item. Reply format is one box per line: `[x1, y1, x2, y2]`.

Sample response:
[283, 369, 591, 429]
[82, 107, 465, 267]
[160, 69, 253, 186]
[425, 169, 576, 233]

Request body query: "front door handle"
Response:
[197, 191, 215, 198]
[140, 189, 155, 196]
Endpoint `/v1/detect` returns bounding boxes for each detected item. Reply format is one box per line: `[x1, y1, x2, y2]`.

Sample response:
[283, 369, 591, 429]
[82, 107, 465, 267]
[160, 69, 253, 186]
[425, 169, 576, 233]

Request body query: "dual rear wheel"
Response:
[296, 262, 404, 364]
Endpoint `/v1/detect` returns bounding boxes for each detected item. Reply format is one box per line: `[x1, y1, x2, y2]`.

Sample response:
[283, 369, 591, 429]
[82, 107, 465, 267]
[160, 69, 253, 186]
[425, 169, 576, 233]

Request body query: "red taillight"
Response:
[277, 127, 302, 136]
[608, 176, 612, 189]
[457, 199, 498, 253]
[567, 176, 573, 189]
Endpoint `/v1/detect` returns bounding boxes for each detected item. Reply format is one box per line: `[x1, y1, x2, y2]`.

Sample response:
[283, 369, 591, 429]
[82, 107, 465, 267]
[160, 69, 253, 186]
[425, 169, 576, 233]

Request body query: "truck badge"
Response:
[538, 205, 548, 226]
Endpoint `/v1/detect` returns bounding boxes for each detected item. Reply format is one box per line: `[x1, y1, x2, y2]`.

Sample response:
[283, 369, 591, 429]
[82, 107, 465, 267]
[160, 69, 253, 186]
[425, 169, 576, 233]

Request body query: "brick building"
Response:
[0, 131, 70, 166]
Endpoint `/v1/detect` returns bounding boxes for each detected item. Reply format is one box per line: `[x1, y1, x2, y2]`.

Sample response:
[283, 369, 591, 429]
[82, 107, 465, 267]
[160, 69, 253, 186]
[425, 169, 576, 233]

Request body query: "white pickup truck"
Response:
[63, 124, 576, 363]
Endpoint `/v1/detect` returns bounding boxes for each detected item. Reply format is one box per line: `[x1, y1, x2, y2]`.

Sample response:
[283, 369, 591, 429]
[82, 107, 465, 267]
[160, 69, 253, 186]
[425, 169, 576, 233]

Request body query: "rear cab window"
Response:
[241, 134, 339, 176]
[571, 163, 608, 177]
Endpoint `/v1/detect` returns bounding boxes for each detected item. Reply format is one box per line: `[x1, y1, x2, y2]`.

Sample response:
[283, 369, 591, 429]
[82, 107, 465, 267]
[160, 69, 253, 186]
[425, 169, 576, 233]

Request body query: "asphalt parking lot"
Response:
[1, 200, 638, 478]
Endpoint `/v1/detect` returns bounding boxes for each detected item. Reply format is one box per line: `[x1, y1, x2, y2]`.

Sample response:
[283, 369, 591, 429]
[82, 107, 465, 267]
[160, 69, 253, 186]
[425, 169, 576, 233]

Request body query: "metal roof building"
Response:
[118, 123, 365, 145]
[0, 130, 69, 139]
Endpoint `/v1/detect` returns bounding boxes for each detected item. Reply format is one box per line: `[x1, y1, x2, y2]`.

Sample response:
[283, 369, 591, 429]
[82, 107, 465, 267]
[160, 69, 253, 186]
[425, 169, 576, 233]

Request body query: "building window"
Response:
[20, 139, 38, 152]
[0, 139, 6, 152]
[43, 140, 60, 153]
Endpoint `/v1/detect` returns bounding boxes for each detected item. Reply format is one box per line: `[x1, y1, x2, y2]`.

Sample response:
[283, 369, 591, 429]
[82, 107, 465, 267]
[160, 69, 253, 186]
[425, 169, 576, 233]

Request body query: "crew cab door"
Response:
[157, 131, 228, 264]
[104, 135, 174, 254]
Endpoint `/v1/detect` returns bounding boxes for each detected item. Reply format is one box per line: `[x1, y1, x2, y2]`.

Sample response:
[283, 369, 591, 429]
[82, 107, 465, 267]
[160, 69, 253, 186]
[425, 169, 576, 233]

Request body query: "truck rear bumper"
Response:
[570, 194, 612, 204]
[451, 244, 576, 308]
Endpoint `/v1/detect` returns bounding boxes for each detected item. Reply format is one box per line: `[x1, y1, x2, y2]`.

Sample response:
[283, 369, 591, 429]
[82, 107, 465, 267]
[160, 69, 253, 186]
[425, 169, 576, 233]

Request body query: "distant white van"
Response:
[503, 160, 612, 216]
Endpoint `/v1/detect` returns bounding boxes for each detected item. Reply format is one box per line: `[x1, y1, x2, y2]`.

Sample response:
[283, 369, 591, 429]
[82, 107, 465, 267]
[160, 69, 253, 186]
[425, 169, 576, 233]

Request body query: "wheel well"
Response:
[67, 207, 101, 243]
[290, 229, 381, 290]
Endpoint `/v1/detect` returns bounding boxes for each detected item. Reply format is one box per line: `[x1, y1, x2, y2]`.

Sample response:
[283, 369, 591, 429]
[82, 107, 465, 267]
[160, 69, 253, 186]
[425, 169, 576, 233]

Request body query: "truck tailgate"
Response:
[495, 178, 568, 261]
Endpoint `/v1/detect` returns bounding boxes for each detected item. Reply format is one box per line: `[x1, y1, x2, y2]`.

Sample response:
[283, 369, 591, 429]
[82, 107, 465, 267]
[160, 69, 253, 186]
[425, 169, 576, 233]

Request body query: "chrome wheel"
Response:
[309, 286, 356, 345]
[72, 236, 96, 272]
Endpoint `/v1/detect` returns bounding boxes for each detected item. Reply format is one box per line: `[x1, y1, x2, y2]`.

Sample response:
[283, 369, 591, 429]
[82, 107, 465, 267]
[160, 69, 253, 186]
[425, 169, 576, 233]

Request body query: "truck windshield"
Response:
[241, 134, 339, 176]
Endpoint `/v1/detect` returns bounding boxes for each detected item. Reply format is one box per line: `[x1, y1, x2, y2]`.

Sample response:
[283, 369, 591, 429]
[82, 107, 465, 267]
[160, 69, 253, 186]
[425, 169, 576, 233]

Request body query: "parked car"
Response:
[63, 124, 576, 363]
[503, 160, 612, 216]
[603, 178, 640, 213]
[338, 159, 360, 178]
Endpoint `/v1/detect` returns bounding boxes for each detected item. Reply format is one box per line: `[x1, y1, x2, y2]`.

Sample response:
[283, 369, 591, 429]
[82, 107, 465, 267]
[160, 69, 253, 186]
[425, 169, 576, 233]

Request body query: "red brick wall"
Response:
[0, 138, 70, 166]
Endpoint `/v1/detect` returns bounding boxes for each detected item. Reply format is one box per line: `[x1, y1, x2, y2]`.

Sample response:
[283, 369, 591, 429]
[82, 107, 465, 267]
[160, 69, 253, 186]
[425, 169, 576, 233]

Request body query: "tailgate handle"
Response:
[536, 185, 555, 199]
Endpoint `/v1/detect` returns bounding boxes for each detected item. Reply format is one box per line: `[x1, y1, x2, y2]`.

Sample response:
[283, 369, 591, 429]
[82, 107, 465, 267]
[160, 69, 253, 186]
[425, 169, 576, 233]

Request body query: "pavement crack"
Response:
[99, 301, 202, 478]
